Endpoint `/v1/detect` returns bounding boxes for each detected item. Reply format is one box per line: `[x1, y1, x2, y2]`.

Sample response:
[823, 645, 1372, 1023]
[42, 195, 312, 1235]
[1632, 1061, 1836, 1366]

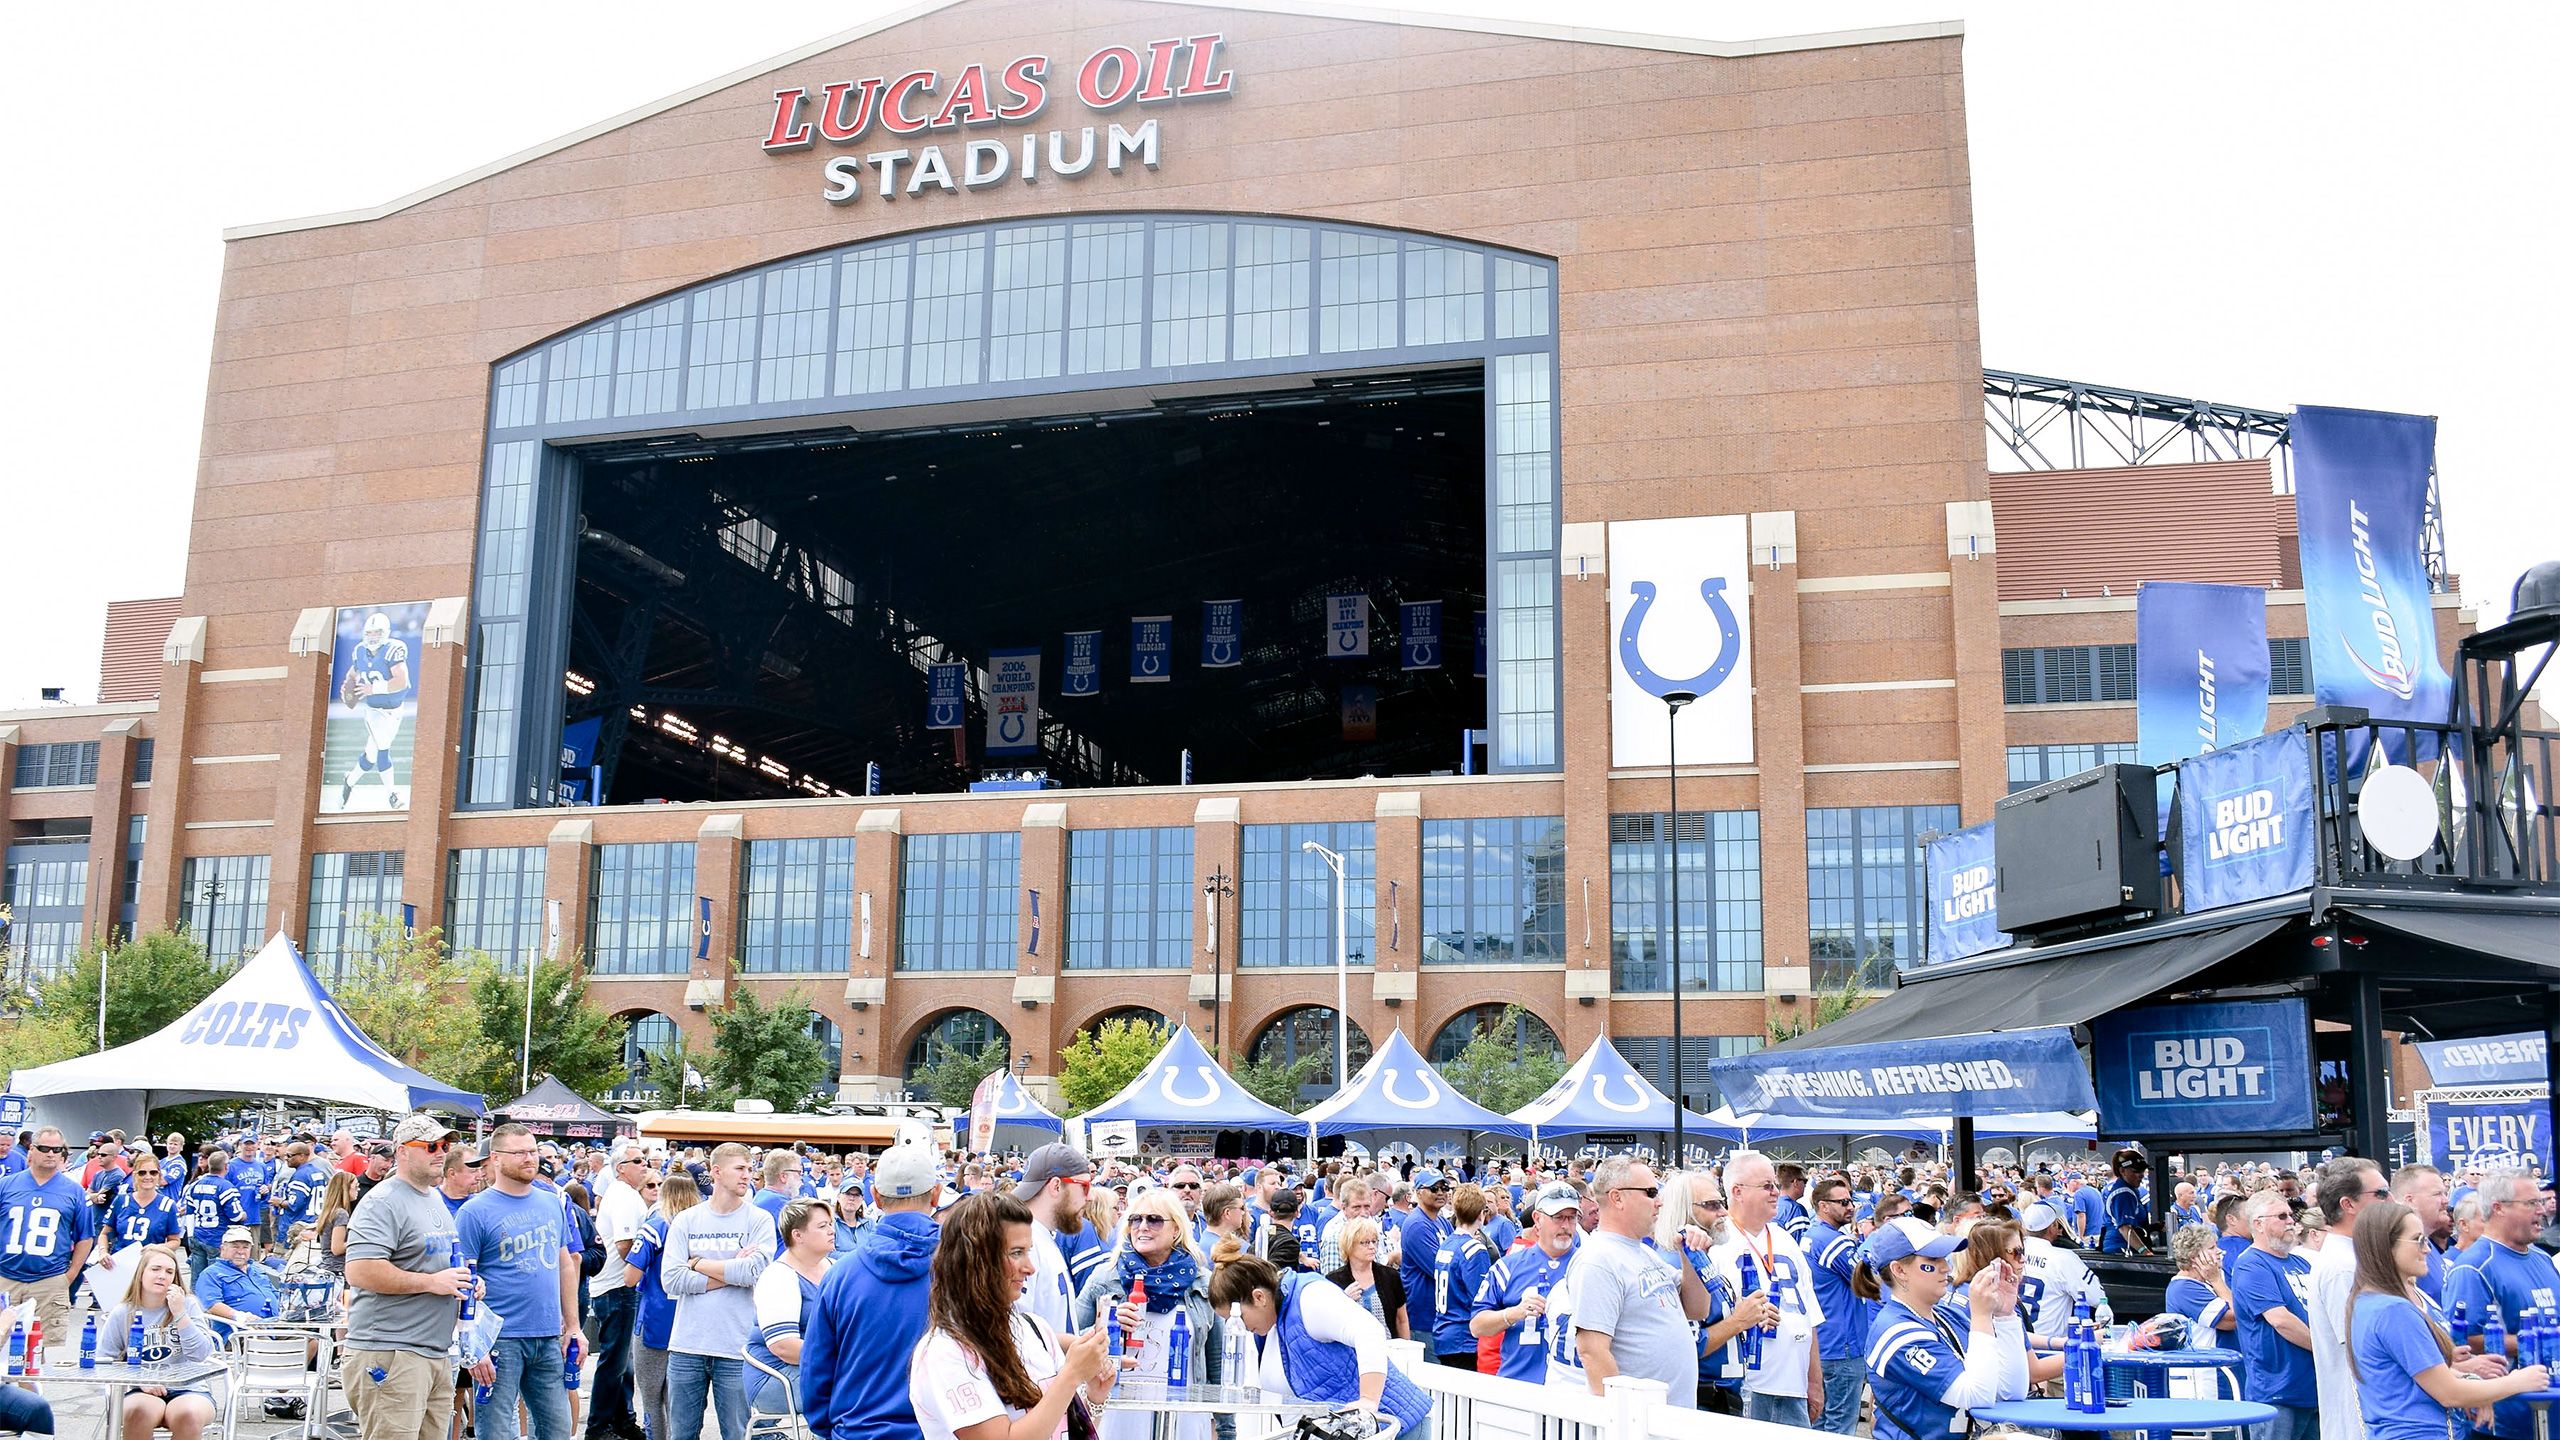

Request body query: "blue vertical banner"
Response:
[1061, 630, 1101, 697]
[1201, 600, 1243, 668]
[1473, 609, 1487, 679]
[2174, 728, 2316, 912]
[984, 648, 1042, 757]
[1923, 822, 2008, 965]
[2292, 405, 2453, 757]
[695, 896, 713, 963]
[1327, 594, 1370, 657]
[925, 662, 966, 731]
[1400, 601, 1442, 670]
[2137, 582, 2271, 767]
[1130, 616, 1172, 683]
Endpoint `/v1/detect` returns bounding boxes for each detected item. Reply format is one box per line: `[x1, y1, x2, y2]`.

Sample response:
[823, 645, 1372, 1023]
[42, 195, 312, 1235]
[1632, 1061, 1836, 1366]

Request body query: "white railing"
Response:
[1388, 1341, 1819, 1440]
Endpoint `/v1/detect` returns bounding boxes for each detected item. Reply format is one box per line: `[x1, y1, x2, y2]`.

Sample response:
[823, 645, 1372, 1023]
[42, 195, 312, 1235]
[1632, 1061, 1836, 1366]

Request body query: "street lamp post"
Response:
[1202, 868, 1235, 1061]
[1662, 689, 1699, 1166]
[1299, 841, 1351, 1090]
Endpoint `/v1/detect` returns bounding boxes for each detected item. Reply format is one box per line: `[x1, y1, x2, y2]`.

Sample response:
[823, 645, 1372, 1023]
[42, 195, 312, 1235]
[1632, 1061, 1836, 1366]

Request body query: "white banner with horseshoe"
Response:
[1608, 515, 1754, 767]
[984, 647, 1043, 757]
[1326, 593, 1370, 657]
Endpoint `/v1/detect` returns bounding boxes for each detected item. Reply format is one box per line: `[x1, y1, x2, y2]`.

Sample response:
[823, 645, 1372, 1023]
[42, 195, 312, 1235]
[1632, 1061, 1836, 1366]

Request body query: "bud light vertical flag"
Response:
[1924, 822, 2007, 965]
[1400, 601, 1442, 670]
[1327, 594, 1370, 657]
[1061, 631, 1102, 697]
[925, 662, 966, 731]
[2293, 405, 2452, 759]
[2137, 583, 2271, 768]
[1130, 616, 1172, 683]
[984, 648, 1042, 757]
[1202, 600, 1242, 668]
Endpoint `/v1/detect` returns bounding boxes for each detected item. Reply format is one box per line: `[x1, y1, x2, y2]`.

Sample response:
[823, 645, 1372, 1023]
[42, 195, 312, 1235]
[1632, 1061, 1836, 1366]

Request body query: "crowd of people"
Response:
[3, 1116, 2560, 1440]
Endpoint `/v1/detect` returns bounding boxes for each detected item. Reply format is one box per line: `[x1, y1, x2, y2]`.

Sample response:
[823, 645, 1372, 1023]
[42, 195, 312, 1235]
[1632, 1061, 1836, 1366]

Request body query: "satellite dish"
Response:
[2360, 764, 2441, 861]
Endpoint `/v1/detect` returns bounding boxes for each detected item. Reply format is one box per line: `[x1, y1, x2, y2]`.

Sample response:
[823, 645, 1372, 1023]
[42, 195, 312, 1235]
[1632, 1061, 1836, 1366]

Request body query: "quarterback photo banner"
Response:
[322, 601, 429, 816]
[1061, 630, 1101, 697]
[1130, 616, 1172, 682]
[1400, 601, 1442, 671]
[1201, 600, 1242, 668]
[925, 662, 966, 731]
[2293, 405, 2453, 759]
[984, 648, 1042, 757]
[2137, 582, 2271, 768]
[1608, 515, 1754, 766]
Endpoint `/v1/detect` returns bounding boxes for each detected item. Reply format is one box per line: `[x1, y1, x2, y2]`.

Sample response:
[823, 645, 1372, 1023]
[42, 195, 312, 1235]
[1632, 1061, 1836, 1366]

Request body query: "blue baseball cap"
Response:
[1414, 1167, 1449, 1190]
[1864, 1217, 1964, 1267]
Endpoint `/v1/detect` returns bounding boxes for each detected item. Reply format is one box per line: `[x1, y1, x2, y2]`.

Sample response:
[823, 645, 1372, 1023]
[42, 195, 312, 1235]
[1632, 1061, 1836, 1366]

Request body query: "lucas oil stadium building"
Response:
[0, 1, 2486, 1111]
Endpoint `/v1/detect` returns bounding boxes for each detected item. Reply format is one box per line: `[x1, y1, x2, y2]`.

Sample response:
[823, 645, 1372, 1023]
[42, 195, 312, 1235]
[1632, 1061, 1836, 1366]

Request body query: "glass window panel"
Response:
[544, 328, 613, 425]
[835, 247, 910, 397]
[687, 275, 759, 410]
[1492, 353, 1556, 555]
[1608, 812, 1762, 992]
[493, 353, 544, 430]
[1240, 822, 1373, 968]
[589, 842, 698, 976]
[909, 233, 987, 389]
[1494, 257, 1552, 340]
[1066, 826, 1194, 970]
[1318, 231, 1398, 354]
[178, 854, 271, 967]
[743, 836, 857, 974]
[990, 225, 1068, 382]
[4, 845, 87, 983]
[1067, 222, 1147, 377]
[1149, 221, 1227, 367]
[446, 846, 547, 971]
[1232, 224, 1310, 362]
[1420, 817, 1563, 966]
[897, 832, 1021, 971]
[614, 297, 687, 417]
[757, 259, 835, 403]
[1403, 245, 1484, 347]
[1807, 805, 1959, 987]
[305, 851, 406, 984]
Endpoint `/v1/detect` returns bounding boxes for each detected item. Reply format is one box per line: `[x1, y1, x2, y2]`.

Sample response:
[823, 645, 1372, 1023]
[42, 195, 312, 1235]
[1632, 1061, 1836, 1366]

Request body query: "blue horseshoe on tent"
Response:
[1619, 578, 1742, 698]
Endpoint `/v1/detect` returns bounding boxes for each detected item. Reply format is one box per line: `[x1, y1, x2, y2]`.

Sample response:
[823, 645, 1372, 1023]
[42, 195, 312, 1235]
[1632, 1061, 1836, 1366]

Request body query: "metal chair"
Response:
[221, 1326, 330, 1440]
[742, 1352, 806, 1440]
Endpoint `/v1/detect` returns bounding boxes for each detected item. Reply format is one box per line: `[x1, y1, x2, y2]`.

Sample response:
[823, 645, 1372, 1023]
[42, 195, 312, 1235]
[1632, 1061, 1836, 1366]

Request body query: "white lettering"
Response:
[2196, 651, 2218, 751]
[962, 138, 1010, 188]
[907, 145, 957, 193]
[1105, 119, 1160, 171]
[820, 157, 863, 204]
[1048, 126, 1096, 177]
[869, 148, 911, 197]
[2136, 1034, 2268, 1102]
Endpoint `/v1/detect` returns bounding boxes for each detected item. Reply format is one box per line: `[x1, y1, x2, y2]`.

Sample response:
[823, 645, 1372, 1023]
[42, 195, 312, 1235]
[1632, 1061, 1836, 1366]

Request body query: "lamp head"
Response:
[1663, 689, 1700, 714]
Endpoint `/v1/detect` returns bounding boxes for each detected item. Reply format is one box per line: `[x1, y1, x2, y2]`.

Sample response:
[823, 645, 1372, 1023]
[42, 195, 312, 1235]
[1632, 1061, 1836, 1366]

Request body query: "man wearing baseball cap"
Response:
[2017, 1201, 2110, 1340]
[1469, 1181, 1584, 1383]
[1397, 1168, 1456, 1346]
[342, 1114, 475, 1440]
[198, 1225, 284, 1342]
[1013, 1143, 1092, 1336]
[798, 1146, 943, 1440]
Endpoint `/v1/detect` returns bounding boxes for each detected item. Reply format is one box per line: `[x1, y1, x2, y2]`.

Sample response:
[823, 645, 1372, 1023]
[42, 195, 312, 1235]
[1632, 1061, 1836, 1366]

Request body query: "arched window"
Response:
[1427, 1005, 1562, 1065]
[1248, 1007, 1372, 1102]
[1086, 1006, 1169, 1036]
[906, 1009, 1007, 1080]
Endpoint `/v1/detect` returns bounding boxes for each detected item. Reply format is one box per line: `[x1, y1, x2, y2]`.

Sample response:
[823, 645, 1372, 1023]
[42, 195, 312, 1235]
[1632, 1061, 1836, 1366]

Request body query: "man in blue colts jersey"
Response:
[272, 1140, 329, 1243]
[1469, 1181, 1582, 1383]
[0, 1126, 98, 1337]
[182, 1146, 251, 1282]
[1800, 1175, 1869, 1435]
[338, 610, 414, 811]
[2444, 1166, 2560, 1440]
[1399, 1170, 1456, 1346]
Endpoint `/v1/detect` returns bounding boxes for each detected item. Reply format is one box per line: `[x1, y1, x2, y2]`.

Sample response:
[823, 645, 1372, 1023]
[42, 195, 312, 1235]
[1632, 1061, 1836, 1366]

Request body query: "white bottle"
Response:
[1521, 1287, 1544, 1345]
[1226, 1303, 1258, 1402]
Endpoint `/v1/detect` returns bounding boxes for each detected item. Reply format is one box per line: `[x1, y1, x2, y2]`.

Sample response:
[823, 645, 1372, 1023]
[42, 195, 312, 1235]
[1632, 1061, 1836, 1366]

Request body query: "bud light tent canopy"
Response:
[1300, 1027, 1533, 1138]
[9, 932, 486, 1119]
[1506, 1036, 1737, 1142]
[1079, 1023, 1301, 1131]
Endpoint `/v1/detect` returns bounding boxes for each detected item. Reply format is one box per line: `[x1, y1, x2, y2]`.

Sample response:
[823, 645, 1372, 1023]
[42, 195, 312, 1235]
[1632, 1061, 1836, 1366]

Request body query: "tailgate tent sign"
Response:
[1709, 1026, 2095, 1124]
[2090, 998, 2314, 1136]
[2174, 728, 2316, 912]
[2427, 1096, 2552, 1173]
[2415, 1033, 2546, 1087]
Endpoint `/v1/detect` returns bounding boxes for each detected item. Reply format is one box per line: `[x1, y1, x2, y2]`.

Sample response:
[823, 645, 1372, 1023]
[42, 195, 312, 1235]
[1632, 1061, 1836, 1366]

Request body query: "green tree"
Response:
[908, 1032, 1008, 1108]
[1438, 1006, 1569, 1114]
[460, 953, 629, 1101]
[644, 1033, 727, 1110]
[329, 915, 491, 1086]
[704, 982, 832, 1110]
[1765, 974, 1869, 1046]
[0, 930, 233, 1076]
[1231, 1053, 1320, 1115]
[1056, 1017, 1171, 1115]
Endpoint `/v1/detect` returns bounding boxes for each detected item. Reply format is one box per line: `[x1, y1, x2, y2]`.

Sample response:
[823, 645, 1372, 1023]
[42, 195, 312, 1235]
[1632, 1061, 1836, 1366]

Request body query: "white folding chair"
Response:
[222, 1326, 327, 1440]
[742, 1352, 807, 1440]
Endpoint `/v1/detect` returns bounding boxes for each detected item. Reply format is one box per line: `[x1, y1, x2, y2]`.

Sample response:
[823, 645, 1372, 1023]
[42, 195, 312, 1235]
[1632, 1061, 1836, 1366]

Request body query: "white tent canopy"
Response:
[11, 933, 486, 1116]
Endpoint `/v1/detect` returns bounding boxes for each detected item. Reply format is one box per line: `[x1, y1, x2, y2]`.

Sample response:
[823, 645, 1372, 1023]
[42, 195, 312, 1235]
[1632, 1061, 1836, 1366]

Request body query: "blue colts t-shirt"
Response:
[457, 1187, 567, 1338]
[0, 1173, 97, 1282]
[226, 1159, 271, 1222]
[2443, 1238, 2559, 1440]
[2228, 1246, 2318, 1407]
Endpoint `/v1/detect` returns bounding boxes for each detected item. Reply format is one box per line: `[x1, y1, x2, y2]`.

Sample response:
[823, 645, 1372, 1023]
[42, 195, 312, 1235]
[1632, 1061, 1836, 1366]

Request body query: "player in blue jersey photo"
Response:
[335, 609, 415, 811]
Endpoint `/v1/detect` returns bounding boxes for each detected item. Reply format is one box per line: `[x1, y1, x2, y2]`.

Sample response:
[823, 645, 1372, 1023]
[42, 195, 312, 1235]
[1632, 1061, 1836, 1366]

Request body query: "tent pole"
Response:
[1952, 1115, 1978, 1193]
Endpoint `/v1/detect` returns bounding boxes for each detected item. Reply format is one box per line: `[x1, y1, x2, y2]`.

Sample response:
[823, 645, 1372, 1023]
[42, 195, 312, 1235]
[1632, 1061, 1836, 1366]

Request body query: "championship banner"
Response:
[1709, 1025, 2096, 1123]
[1400, 600, 1442, 670]
[2173, 728, 2315, 912]
[984, 648, 1042, 757]
[1130, 616, 1172, 682]
[925, 662, 967, 730]
[1202, 600, 1242, 668]
[1607, 515, 1755, 766]
[2293, 405, 2453, 759]
[1061, 630, 1102, 697]
[2089, 998, 2315, 1137]
[2426, 1096, 2552, 1173]
[1342, 684, 1379, 741]
[2137, 582, 2270, 767]
[321, 600, 429, 815]
[1326, 594, 1370, 657]
[1473, 610, 1487, 679]
[2415, 1033, 2546, 1086]
[1923, 821, 2008, 965]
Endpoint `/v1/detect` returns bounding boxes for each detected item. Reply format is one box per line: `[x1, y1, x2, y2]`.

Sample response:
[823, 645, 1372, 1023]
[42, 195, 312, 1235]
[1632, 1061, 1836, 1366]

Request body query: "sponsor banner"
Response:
[2090, 998, 2315, 1136]
[2173, 728, 2315, 911]
[1923, 821, 2008, 965]
[1326, 594, 1370, 657]
[2415, 1033, 2547, 1087]
[967, 1068, 1005, 1154]
[1202, 600, 1242, 668]
[1342, 684, 1379, 741]
[1608, 515, 1754, 766]
[2293, 405, 2454, 760]
[984, 648, 1043, 756]
[2137, 582, 2271, 767]
[926, 662, 967, 731]
[1130, 616, 1172, 682]
[1709, 1025, 2095, 1123]
[1089, 1119, 1138, 1156]
[557, 716, 603, 805]
[1061, 630, 1102, 697]
[322, 601, 429, 815]
[1473, 609, 1488, 679]
[1400, 600, 1442, 670]
[2427, 1095, 2552, 1173]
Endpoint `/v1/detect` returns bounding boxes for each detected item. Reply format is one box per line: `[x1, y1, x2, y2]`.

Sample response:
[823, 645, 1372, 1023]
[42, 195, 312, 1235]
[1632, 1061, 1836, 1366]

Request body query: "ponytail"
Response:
[1850, 1259, 1886, 1303]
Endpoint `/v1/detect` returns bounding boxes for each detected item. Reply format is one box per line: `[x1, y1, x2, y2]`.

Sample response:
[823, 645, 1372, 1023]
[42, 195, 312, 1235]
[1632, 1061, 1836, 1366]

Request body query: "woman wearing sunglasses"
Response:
[1072, 1189, 1217, 1440]
[1852, 1218, 2031, 1440]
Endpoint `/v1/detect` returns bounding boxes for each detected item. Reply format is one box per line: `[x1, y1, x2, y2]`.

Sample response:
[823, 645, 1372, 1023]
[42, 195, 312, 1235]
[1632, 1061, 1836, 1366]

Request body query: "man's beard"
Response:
[1055, 1203, 1084, 1237]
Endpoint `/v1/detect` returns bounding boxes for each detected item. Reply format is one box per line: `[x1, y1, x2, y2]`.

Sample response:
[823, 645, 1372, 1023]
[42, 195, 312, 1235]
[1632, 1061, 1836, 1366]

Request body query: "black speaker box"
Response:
[1994, 763, 2164, 937]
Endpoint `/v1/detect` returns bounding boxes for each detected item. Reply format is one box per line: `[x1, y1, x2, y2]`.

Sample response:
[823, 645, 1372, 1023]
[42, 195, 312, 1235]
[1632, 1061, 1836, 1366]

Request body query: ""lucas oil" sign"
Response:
[2091, 998, 2315, 1137]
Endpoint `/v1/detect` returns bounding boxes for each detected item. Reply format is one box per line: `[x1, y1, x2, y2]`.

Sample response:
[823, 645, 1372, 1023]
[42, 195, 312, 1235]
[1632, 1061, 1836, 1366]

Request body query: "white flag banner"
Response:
[984, 648, 1042, 757]
[1326, 594, 1370, 658]
[1607, 515, 1754, 766]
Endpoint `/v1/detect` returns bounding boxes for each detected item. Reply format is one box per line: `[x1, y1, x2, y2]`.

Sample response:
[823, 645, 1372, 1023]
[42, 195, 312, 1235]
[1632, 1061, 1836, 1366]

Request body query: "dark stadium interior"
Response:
[565, 370, 1489, 802]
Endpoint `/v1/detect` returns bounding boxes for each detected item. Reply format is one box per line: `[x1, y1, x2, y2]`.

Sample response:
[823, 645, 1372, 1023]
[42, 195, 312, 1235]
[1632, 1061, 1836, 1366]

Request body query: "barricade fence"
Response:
[1386, 1341, 1813, 1440]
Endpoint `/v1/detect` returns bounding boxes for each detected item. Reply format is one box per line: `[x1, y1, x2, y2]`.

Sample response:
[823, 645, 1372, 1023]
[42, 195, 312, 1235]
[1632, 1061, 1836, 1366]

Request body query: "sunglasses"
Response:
[1128, 1215, 1170, 1228]
[1694, 1199, 1727, 1212]
[29, 1146, 64, 1156]
[1613, 1186, 1661, 1199]
[1171, 1182, 1202, 1191]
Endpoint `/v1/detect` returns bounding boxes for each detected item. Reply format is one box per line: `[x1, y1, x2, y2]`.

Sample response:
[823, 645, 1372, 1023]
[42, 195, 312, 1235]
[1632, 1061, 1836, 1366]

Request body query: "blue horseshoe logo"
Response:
[1336, 629, 1359, 653]
[1619, 578, 1742, 698]
[1409, 642, 1438, 667]
[997, 712, 1029, 743]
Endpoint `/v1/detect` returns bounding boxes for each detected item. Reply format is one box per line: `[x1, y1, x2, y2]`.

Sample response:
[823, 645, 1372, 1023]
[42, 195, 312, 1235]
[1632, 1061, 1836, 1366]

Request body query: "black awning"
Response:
[2346, 907, 2560, 971]
[1766, 916, 2294, 1053]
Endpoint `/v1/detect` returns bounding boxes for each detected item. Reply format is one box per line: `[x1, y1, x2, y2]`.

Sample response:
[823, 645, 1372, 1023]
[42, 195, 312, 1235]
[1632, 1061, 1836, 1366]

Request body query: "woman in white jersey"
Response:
[909, 1194, 1119, 1440]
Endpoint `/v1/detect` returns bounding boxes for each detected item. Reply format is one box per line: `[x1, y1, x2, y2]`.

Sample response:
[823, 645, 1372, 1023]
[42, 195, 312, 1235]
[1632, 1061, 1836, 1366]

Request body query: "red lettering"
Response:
[932, 63, 997, 128]
[1135, 38, 1183, 103]
[1077, 46, 1142, 109]
[882, 69, 938, 134]
[997, 54, 1049, 120]
[818, 77, 884, 144]
[762, 89, 814, 151]
[1180, 34, 1234, 97]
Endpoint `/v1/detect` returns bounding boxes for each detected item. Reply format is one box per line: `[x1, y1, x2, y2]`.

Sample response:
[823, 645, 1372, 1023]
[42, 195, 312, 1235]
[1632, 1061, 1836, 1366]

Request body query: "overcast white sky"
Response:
[1, 1, 2552, 706]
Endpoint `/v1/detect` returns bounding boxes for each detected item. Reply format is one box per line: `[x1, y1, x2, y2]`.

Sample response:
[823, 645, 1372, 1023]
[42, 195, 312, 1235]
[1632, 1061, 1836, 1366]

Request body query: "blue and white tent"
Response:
[1079, 1024, 1299, 1131]
[1507, 1036, 1736, 1142]
[10, 932, 485, 1116]
[1300, 1028, 1531, 1138]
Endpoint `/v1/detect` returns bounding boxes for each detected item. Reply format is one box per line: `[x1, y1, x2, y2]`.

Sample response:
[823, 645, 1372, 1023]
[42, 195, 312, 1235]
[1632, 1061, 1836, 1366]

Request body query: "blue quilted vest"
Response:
[1277, 1272, 1432, 1436]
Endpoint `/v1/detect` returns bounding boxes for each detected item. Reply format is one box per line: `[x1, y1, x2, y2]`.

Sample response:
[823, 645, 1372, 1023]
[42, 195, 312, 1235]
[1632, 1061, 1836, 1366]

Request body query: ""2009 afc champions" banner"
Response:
[2137, 582, 2270, 767]
[1608, 515, 1754, 766]
[2293, 405, 2454, 759]
[2090, 998, 2315, 1137]
[2173, 727, 2315, 912]
[1923, 821, 2008, 965]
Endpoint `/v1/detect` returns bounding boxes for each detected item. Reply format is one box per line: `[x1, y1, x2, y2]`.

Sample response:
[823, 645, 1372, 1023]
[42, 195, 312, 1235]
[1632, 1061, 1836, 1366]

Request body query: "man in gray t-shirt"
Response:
[661, 1142, 775, 1440]
[1562, 1157, 1708, 1407]
[342, 1114, 475, 1440]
